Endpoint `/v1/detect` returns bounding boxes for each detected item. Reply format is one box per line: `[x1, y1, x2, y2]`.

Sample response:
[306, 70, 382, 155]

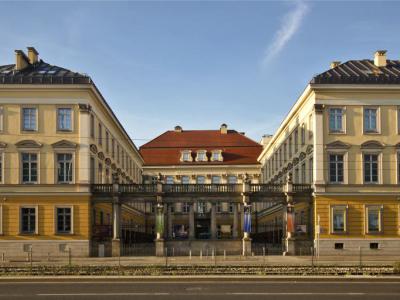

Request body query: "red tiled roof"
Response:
[140, 130, 263, 166]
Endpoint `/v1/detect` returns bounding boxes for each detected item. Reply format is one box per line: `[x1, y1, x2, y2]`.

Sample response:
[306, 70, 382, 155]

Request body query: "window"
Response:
[309, 114, 313, 138]
[22, 153, 38, 183]
[98, 163, 103, 184]
[364, 108, 378, 133]
[22, 108, 37, 131]
[197, 202, 206, 214]
[364, 154, 379, 183]
[283, 143, 287, 163]
[196, 150, 207, 162]
[117, 145, 120, 163]
[105, 131, 109, 153]
[90, 157, 95, 183]
[90, 114, 95, 138]
[21, 207, 36, 234]
[211, 150, 222, 161]
[111, 138, 115, 158]
[57, 108, 72, 131]
[181, 150, 192, 162]
[288, 136, 292, 157]
[294, 129, 298, 153]
[334, 243, 344, 250]
[329, 154, 344, 183]
[57, 153, 73, 183]
[181, 175, 190, 184]
[294, 168, 299, 184]
[229, 202, 234, 213]
[212, 176, 221, 184]
[301, 162, 306, 183]
[56, 207, 72, 234]
[331, 206, 347, 233]
[309, 157, 313, 183]
[98, 123, 102, 145]
[216, 202, 222, 213]
[165, 176, 174, 184]
[329, 108, 343, 132]
[194, 176, 204, 184]
[182, 202, 190, 213]
[228, 175, 237, 184]
[301, 125, 305, 145]
[366, 206, 382, 233]
[370, 243, 379, 250]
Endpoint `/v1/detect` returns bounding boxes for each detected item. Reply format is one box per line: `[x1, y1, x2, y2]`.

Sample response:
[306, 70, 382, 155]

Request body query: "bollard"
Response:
[214, 249, 217, 266]
[262, 247, 265, 264]
[252, 251, 254, 257]
[165, 247, 168, 267]
[359, 246, 362, 268]
[223, 250, 226, 260]
[2, 253, 5, 263]
[172, 248, 175, 257]
[311, 246, 314, 268]
[200, 249, 203, 260]
[212, 249, 214, 259]
[30, 248, 33, 270]
[189, 250, 192, 260]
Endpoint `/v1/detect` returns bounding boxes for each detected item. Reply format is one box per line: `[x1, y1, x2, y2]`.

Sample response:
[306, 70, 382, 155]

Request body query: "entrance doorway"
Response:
[195, 219, 210, 239]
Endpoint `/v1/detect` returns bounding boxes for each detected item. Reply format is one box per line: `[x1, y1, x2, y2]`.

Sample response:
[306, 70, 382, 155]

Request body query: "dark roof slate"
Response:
[311, 59, 400, 84]
[0, 61, 92, 84]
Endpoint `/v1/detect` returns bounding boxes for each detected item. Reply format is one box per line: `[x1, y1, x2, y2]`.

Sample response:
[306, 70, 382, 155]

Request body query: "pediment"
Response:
[361, 140, 384, 149]
[15, 140, 42, 148]
[326, 140, 351, 149]
[52, 140, 77, 149]
[0, 141, 7, 149]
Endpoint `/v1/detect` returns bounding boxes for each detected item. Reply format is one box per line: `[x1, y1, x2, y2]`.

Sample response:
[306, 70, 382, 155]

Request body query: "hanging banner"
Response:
[243, 206, 251, 233]
[156, 212, 164, 235]
[287, 211, 295, 233]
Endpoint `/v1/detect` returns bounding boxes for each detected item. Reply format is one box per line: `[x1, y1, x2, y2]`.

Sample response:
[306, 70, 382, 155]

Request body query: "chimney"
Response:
[14, 50, 30, 71]
[260, 134, 273, 147]
[174, 125, 182, 132]
[27, 47, 39, 64]
[374, 50, 387, 67]
[330, 61, 341, 69]
[220, 123, 228, 134]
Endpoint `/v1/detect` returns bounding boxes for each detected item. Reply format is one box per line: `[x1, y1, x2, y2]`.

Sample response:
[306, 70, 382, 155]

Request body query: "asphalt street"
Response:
[0, 279, 399, 299]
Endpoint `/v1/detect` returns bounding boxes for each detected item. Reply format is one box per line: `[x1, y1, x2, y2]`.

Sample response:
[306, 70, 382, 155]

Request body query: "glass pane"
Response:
[368, 210, 380, 232]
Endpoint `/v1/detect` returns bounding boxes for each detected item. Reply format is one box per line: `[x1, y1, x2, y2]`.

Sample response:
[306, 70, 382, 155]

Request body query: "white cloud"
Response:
[262, 1, 309, 65]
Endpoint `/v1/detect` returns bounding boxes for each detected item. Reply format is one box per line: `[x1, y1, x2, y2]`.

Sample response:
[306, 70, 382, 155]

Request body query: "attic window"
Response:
[211, 150, 223, 162]
[180, 150, 192, 162]
[196, 150, 207, 162]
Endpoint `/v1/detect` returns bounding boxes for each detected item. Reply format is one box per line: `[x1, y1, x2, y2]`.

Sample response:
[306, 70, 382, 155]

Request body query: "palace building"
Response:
[0, 47, 143, 257]
[258, 50, 400, 255]
[1, 46, 399, 258]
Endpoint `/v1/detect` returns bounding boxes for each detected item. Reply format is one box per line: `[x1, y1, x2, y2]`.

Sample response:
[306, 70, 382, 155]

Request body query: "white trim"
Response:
[54, 151, 76, 184]
[326, 151, 348, 184]
[54, 205, 74, 235]
[362, 106, 381, 134]
[19, 151, 40, 184]
[330, 204, 348, 234]
[20, 105, 38, 132]
[361, 151, 382, 185]
[365, 204, 383, 234]
[19, 205, 39, 235]
[327, 106, 346, 134]
[56, 106, 74, 132]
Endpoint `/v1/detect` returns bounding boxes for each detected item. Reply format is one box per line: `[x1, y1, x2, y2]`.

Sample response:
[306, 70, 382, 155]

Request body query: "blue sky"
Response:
[1, 0, 400, 145]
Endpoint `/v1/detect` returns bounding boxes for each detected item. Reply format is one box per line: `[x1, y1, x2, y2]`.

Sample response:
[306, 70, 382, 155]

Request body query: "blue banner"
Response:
[243, 209, 251, 233]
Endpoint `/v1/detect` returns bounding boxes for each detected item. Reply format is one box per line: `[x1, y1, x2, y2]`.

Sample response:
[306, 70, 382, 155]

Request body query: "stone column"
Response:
[111, 176, 121, 257]
[232, 202, 238, 239]
[189, 202, 195, 239]
[283, 174, 295, 255]
[241, 175, 252, 256]
[78, 104, 91, 186]
[211, 202, 217, 239]
[313, 104, 325, 192]
[155, 175, 165, 256]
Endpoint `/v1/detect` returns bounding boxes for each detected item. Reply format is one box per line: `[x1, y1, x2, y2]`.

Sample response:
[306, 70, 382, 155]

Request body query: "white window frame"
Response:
[362, 151, 382, 184]
[211, 175, 221, 184]
[363, 106, 380, 134]
[54, 205, 74, 234]
[55, 152, 75, 184]
[210, 150, 223, 162]
[330, 205, 348, 234]
[181, 175, 190, 184]
[227, 175, 237, 184]
[328, 107, 346, 134]
[20, 152, 40, 184]
[195, 150, 207, 162]
[196, 176, 205, 184]
[165, 176, 174, 184]
[19, 205, 39, 235]
[56, 107, 73, 132]
[21, 106, 38, 132]
[365, 205, 383, 234]
[327, 152, 347, 184]
[180, 150, 192, 162]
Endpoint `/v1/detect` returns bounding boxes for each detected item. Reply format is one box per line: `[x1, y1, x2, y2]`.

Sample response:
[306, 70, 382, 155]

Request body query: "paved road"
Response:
[0, 279, 400, 299]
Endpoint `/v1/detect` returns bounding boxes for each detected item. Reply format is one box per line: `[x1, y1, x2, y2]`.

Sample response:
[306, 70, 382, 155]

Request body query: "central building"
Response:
[140, 124, 263, 253]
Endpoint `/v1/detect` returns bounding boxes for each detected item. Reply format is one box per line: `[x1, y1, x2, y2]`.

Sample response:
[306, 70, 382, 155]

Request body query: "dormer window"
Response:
[196, 150, 207, 162]
[180, 150, 192, 162]
[211, 150, 223, 162]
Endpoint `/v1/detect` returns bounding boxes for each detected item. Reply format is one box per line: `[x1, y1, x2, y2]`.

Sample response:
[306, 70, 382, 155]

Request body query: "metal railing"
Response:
[293, 184, 313, 193]
[91, 184, 113, 193]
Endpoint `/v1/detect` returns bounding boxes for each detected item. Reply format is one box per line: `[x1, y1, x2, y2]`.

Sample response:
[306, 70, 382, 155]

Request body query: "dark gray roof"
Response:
[311, 60, 400, 84]
[0, 61, 92, 84]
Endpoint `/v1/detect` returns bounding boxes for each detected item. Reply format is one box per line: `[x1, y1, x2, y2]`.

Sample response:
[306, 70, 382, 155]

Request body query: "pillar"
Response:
[283, 173, 295, 255]
[242, 201, 252, 256]
[111, 177, 121, 257]
[232, 202, 238, 239]
[155, 202, 165, 256]
[189, 202, 195, 239]
[211, 202, 217, 239]
[78, 104, 91, 185]
[313, 104, 325, 192]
